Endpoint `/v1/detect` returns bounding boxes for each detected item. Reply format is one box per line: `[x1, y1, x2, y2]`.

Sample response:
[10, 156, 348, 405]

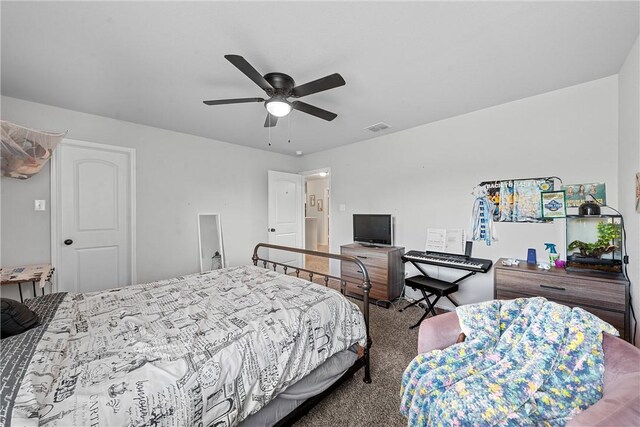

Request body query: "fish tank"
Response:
[566, 214, 623, 274]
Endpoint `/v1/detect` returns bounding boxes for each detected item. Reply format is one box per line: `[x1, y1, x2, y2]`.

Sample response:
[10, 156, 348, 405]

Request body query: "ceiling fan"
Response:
[203, 55, 345, 127]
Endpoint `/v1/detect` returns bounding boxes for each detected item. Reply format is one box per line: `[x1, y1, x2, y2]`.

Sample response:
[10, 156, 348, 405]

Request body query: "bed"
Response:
[1, 243, 372, 427]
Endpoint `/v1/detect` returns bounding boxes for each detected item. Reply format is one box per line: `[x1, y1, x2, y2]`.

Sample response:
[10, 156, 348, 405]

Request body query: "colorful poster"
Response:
[498, 181, 514, 222]
[513, 179, 548, 222]
[563, 183, 606, 207]
[478, 178, 553, 222]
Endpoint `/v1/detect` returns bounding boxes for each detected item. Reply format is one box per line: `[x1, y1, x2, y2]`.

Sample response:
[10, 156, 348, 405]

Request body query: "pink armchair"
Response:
[417, 312, 640, 426]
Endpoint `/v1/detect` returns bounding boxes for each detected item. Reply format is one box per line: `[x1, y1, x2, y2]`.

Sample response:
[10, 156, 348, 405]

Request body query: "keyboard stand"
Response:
[400, 260, 477, 329]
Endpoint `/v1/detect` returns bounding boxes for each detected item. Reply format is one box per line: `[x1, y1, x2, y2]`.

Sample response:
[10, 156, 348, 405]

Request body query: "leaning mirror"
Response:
[198, 214, 225, 272]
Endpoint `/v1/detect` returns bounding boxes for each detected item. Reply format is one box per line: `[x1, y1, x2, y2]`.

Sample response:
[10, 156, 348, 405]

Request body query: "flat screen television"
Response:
[353, 214, 393, 246]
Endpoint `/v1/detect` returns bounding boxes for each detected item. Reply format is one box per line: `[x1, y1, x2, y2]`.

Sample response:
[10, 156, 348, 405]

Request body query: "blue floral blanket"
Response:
[400, 297, 618, 426]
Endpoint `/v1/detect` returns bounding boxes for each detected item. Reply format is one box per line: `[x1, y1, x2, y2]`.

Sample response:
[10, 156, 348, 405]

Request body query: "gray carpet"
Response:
[295, 299, 429, 426]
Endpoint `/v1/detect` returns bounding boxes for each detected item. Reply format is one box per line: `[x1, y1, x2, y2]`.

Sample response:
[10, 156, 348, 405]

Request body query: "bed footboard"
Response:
[252, 242, 372, 385]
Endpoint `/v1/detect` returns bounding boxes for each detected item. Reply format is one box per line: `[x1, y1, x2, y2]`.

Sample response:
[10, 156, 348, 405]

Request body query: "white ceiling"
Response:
[2, 1, 638, 155]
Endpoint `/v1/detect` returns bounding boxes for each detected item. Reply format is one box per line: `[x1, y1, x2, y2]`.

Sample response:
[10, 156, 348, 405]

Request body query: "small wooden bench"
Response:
[1, 264, 54, 302]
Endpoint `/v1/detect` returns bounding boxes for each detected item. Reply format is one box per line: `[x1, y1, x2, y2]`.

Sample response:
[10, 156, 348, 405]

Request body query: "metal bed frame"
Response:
[251, 243, 372, 427]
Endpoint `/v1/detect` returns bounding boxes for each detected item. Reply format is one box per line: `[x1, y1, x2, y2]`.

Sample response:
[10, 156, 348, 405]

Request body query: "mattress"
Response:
[1, 265, 366, 426]
[238, 347, 358, 427]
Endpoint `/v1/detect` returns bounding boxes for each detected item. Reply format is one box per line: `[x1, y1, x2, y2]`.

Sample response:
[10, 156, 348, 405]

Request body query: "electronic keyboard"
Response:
[402, 250, 493, 273]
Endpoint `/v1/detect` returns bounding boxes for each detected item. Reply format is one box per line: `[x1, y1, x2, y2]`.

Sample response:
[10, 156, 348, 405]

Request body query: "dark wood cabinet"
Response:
[340, 244, 405, 305]
[494, 258, 630, 341]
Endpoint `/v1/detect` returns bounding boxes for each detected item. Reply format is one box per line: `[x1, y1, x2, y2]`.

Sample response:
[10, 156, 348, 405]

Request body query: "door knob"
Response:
[64, 239, 73, 245]
[269, 228, 276, 232]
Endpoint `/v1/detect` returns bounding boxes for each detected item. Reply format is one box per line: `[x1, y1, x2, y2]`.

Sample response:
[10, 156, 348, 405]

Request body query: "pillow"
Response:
[1, 298, 39, 338]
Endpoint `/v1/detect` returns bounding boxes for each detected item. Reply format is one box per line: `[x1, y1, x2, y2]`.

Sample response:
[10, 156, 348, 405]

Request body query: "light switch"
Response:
[339, 204, 346, 212]
[34, 200, 46, 211]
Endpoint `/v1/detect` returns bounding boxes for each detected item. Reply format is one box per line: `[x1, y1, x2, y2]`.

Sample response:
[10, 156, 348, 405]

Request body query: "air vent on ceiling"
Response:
[365, 122, 390, 133]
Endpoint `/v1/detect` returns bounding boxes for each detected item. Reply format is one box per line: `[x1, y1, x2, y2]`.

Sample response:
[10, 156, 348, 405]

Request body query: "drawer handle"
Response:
[540, 284, 566, 291]
[357, 269, 362, 273]
[357, 255, 368, 259]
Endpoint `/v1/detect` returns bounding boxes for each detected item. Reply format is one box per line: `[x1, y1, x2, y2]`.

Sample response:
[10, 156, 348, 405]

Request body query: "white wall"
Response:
[1, 96, 297, 299]
[299, 76, 619, 308]
[618, 36, 640, 346]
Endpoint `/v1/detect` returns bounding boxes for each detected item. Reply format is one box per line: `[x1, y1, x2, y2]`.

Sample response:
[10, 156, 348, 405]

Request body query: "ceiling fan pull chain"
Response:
[288, 114, 291, 143]
[268, 118, 271, 146]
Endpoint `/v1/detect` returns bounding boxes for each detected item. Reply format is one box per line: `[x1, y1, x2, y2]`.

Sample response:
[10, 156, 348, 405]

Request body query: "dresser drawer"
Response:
[343, 278, 387, 300]
[496, 290, 626, 337]
[341, 246, 389, 265]
[495, 269, 626, 312]
[341, 261, 387, 284]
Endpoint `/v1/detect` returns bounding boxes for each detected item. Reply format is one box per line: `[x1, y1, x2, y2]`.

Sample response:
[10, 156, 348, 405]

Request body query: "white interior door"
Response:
[267, 170, 303, 266]
[53, 140, 135, 292]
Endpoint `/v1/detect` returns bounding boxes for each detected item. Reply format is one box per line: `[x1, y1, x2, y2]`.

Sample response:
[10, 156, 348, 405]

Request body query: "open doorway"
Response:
[302, 168, 330, 274]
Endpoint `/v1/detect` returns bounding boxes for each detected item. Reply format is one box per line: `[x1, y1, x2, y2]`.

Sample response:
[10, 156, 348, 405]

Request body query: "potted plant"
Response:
[568, 222, 621, 259]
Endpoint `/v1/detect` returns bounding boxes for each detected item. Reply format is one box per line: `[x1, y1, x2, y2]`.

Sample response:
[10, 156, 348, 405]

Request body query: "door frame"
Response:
[50, 139, 137, 291]
[300, 167, 332, 251]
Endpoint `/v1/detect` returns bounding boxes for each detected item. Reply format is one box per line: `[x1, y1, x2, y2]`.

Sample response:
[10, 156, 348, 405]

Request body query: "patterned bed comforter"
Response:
[1, 265, 366, 427]
[400, 297, 618, 427]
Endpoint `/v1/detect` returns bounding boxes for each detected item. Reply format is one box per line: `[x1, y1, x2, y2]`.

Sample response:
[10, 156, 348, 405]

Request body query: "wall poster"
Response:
[636, 173, 640, 213]
[477, 177, 554, 223]
[562, 183, 606, 207]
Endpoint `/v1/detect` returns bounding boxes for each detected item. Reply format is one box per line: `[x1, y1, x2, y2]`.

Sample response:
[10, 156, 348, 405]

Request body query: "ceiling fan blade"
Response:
[264, 113, 278, 127]
[292, 73, 345, 98]
[291, 101, 337, 121]
[225, 54, 273, 93]
[203, 97, 264, 105]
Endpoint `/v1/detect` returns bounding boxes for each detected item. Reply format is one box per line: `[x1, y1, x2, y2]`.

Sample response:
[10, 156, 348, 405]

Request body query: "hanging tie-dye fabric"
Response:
[470, 186, 496, 246]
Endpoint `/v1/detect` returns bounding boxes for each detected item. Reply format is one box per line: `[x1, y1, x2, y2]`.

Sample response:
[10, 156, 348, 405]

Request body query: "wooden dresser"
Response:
[340, 243, 405, 307]
[494, 258, 630, 341]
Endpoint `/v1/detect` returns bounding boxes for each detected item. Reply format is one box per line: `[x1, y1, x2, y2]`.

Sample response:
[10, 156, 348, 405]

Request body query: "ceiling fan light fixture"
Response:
[204, 55, 344, 128]
[265, 97, 292, 117]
